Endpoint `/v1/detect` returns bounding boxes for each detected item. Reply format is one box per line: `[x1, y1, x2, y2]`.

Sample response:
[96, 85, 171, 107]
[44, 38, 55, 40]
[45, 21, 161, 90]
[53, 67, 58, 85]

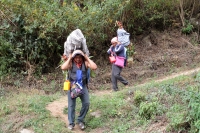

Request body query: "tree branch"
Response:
[0, 9, 17, 27]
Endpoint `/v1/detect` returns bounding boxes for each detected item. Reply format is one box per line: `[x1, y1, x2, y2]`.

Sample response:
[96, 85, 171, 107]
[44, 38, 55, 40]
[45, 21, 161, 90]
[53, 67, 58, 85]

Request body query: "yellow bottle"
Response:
[63, 80, 70, 91]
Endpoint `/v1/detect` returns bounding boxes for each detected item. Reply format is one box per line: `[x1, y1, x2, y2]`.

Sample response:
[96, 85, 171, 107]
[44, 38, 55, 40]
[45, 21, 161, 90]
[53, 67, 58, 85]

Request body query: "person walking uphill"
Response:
[107, 37, 129, 92]
[61, 50, 97, 130]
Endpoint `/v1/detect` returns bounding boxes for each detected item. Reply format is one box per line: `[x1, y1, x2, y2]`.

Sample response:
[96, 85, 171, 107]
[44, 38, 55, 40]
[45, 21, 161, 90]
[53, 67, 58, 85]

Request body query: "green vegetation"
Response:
[182, 21, 194, 34]
[1, 0, 200, 132]
[1, 0, 198, 77]
[0, 90, 69, 133]
[1, 72, 200, 132]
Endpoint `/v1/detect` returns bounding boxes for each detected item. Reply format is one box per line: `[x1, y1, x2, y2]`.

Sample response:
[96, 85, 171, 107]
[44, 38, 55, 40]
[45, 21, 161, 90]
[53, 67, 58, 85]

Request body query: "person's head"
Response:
[111, 37, 118, 46]
[116, 20, 123, 28]
[72, 50, 84, 63]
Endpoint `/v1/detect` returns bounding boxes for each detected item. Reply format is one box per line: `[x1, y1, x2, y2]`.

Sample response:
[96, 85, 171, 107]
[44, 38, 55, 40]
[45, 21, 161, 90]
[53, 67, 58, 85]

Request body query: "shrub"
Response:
[134, 90, 146, 106]
[181, 21, 194, 34]
[139, 101, 158, 120]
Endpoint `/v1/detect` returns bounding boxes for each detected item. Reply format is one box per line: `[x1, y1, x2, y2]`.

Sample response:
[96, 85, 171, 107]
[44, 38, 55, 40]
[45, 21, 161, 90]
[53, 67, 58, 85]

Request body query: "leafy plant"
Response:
[166, 104, 188, 131]
[181, 21, 194, 34]
[134, 90, 146, 106]
[1, 102, 11, 115]
[139, 101, 158, 120]
[127, 43, 135, 57]
[187, 91, 200, 131]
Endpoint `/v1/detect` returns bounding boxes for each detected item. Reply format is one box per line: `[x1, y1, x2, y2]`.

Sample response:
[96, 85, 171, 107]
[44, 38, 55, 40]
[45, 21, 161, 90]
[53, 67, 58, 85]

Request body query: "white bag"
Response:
[117, 28, 130, 47]
[64, 29, 90, 57]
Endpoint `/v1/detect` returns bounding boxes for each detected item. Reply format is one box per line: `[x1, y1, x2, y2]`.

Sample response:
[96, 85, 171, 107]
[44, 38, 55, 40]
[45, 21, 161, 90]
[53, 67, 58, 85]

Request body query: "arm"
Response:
[84, 54, 97, 70]
[62, 41, 68, 61]
[114, 44, 124, 54]
[107, 46, 114, 55]
[107, 48, 111, 55]
[61, 54, 72, 70]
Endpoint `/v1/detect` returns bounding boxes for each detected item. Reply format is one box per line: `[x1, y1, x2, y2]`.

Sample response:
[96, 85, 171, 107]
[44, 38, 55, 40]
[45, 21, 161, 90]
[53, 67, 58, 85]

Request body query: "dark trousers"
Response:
[67, 84, 89, 125]
[111, 64, 128, 91]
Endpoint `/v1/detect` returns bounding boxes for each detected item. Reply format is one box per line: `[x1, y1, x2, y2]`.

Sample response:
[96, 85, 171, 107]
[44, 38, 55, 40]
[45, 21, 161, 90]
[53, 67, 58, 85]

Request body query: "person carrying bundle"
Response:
[61, 50, 97, 130]
[61, 29, 91, 86]
[115, 21, 131, 66]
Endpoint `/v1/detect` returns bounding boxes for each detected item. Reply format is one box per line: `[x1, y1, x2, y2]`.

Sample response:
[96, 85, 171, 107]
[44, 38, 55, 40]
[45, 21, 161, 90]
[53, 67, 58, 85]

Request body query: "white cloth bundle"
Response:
[64, 29, 90, 57]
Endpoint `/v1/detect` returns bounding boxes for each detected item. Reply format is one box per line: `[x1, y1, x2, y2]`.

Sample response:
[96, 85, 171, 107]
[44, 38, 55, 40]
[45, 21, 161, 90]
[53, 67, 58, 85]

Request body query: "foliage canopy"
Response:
[0, 0, 198, 77]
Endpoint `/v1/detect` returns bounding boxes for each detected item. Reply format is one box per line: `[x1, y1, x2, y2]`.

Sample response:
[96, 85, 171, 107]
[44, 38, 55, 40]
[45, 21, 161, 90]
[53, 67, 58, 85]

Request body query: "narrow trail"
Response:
[46, 96, 85, 133]
[136, 67, 200, 88]
[46, 67, 200, 133]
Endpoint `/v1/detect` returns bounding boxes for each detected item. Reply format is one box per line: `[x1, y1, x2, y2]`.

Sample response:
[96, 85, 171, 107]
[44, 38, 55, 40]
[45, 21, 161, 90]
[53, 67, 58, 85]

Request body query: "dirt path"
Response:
[46, 67, 200, 133]
[136, 67, 200, 88]
[46, 96, 85, 133]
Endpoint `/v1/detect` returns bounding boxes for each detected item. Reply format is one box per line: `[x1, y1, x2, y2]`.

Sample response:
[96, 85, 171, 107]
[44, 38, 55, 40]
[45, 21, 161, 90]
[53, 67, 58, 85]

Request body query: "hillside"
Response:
[46, 67, 200, 133]
[87, 28, 200, 91]
[2, 28, 200, 94]
[1, 28, 200, 133]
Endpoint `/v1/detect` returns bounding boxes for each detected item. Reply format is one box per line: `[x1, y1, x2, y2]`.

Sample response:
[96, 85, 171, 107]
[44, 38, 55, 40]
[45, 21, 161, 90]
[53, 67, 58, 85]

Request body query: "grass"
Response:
[0, 89, 71, 133]
[1, 71, 200, 132]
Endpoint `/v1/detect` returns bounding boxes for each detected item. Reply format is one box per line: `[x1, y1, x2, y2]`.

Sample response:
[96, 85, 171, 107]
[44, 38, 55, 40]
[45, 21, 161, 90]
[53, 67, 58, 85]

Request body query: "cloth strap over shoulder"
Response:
[68, 61, 89, 85]
[69, 62, 84, 98]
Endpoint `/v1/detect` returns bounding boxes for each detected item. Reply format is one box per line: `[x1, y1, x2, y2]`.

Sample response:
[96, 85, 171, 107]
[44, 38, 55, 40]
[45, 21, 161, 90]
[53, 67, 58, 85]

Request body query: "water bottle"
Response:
[63, 80, 70, 91]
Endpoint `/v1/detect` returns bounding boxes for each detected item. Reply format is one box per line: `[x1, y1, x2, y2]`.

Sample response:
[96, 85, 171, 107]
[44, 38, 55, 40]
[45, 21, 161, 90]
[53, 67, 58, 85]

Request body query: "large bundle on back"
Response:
[64, 29, 90, 57]
[116, 21, 130, 47]
[117, 28, 130, 47]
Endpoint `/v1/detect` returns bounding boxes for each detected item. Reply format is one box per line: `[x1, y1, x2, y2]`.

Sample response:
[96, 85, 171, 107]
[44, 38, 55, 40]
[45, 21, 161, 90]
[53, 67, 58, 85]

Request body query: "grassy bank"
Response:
[1, 71, 200, 133]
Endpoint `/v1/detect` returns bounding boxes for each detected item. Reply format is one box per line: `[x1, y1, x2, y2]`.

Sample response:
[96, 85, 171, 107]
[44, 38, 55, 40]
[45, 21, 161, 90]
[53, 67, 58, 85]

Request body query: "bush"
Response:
[0, 0, 181, 77]
[134, 90, 146, 106]
[139, 101, 158, 120]
[181, 21, 194, 34]
[0, 37, 18, 77]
